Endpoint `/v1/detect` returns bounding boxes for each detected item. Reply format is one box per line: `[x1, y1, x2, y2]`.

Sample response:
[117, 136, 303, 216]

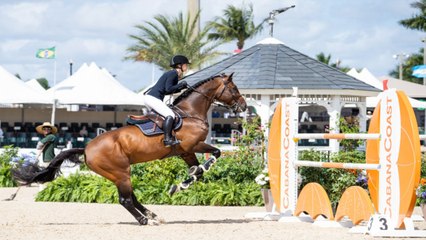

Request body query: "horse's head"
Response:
[213, 73, 247, 113]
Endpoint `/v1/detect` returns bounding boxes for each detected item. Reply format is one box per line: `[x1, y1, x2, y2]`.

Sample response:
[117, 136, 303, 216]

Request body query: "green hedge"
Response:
[35, 154, 264, 206]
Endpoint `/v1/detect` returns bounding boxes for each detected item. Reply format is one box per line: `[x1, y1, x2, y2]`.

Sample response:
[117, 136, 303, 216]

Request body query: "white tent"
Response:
[0, 65, 52, 104]
[347, 68, 426, 109]
[378, 75, 426, 99]
[48, 62, 144, 105]
[25, 78, 46, 93]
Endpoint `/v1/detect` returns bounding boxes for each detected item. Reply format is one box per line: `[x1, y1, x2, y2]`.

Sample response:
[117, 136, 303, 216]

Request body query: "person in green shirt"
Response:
[35, 122, 57, 167]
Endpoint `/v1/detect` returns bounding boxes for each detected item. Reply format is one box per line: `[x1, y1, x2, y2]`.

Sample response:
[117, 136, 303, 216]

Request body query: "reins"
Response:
[185, 76, 237, 110]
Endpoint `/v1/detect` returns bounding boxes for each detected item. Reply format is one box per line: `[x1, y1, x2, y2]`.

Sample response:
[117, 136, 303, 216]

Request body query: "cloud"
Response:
[0, 0, 424, 90]
[0, 2, 48, 35]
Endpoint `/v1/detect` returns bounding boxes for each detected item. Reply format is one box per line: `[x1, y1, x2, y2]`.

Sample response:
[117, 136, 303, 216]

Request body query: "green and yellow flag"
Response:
[36, 47, 56, 59]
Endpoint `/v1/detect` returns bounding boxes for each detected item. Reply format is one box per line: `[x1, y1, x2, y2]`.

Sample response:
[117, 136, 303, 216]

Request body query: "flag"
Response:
[36, 47, 56, 59]
[412, 65, 426, 78]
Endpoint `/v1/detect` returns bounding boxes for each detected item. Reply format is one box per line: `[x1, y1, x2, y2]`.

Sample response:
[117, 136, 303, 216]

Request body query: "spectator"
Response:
[35, 122, 57, 168]
[79, 125, 88, 137]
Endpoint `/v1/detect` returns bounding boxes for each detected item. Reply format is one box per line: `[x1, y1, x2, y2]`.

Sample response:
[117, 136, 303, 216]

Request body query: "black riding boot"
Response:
[163, 116, 178, 147]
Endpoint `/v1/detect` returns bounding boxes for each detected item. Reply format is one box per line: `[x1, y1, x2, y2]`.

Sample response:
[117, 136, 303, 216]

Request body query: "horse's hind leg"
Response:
[117, 182, 149, 225]
[131, 193, 163, 223]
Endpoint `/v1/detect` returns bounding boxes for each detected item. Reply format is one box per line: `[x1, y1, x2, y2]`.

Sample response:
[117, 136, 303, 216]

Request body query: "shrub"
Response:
[298, 150, 365, 205]
[0, 146, 19, 187]
[36, 155, 264, 206]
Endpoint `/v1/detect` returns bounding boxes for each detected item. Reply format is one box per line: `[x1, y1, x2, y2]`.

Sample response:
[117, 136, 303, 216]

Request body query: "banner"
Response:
[36, 47, 56, 59]
[412, 64, 426, 78]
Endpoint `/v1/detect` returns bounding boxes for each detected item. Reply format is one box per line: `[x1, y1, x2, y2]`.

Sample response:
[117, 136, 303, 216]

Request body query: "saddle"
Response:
[126, 110, 183, 136]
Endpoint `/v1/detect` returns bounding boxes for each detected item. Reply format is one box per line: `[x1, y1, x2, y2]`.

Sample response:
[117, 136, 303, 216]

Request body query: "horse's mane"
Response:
[173, 75, 222, 105]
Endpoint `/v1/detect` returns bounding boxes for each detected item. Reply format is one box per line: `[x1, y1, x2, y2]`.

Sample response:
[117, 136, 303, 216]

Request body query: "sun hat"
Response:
[36, 122, 58, 134]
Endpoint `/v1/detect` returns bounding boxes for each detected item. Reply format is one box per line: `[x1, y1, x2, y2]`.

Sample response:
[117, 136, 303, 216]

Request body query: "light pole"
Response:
[422, 38, 426, 147]
[393, 53, 409, 80]
[422, 38, 426, 85]
[69, 59, 73, 76]
[268, 5, 295, 37]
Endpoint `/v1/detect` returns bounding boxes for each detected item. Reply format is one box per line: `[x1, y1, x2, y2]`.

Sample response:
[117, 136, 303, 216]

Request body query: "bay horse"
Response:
[12, 73, 247, 225]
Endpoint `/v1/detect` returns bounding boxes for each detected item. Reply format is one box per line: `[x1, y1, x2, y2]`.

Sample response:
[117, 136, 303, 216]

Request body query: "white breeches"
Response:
[143, 95, 175, 118]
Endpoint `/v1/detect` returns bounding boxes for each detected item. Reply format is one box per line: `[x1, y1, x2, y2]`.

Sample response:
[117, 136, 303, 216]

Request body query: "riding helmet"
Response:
[170, 55, 190, 67]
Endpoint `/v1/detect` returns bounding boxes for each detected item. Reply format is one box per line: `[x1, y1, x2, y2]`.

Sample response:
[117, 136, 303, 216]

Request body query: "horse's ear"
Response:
[228, 72, 234, 81]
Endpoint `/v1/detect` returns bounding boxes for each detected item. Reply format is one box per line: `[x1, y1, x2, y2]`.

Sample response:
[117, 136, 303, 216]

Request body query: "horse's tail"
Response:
[12, 148, 85, 185]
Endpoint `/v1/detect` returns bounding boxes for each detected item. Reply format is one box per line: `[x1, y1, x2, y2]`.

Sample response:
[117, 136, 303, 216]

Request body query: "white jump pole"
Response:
[294, 133, 380, 140]
[294, 160, 380, 170]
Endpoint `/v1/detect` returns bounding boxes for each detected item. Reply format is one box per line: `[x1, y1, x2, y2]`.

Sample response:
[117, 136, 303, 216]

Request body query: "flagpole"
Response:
[50, 59, 57, 125]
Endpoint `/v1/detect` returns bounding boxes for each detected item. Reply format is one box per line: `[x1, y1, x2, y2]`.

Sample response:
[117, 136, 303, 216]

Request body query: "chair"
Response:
[16, 132, 28, 148]
[5, 132, 17, 146]
[1, 122, 9, 129]
[58, 122, 68, 131]
[106, 122, 114, 130]
[88, 132, 97, 139]
[13, 122, 22, 132]
[223, 124, 231, 134]
[23, 122, 33, 131]
[75, 136, 87, 148]
[92, 122, 100, 129]
[56, 136, 66, 148]
[28, 134, 41, 148]
[212, 124, 222, 133]
[70, 122, 79, 132]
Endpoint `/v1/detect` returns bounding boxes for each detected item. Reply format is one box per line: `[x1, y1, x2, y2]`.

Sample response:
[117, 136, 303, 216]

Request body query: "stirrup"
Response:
[164, 138, 179, 147]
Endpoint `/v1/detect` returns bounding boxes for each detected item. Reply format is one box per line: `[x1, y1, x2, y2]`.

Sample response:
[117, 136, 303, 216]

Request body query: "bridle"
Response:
[187, 75, 242, 112]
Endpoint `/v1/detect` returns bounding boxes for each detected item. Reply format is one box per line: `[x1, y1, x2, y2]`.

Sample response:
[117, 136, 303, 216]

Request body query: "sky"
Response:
[0, 0, 423, 92]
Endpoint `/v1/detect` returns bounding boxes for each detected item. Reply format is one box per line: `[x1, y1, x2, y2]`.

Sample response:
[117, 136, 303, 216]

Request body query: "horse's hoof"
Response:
[145, 211, 157, 220]
[137, 217, 148, 225]
[148, 218, 165, 226]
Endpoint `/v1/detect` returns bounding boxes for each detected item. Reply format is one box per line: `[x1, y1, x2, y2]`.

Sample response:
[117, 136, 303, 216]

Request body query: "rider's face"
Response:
[181, 63, 188, 72]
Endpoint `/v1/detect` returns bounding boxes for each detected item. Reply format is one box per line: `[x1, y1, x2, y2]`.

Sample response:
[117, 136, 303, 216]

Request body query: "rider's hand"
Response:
[180, 81, 188, 87]
[178, 81, 188, 90]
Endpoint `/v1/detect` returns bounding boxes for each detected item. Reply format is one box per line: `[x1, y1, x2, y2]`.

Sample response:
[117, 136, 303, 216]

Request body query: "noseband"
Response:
[216, 78, 242, 112]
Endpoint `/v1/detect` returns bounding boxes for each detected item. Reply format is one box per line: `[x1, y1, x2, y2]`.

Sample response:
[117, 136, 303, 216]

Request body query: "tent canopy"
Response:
[48, 62, 144, 106]
[347, 68, 426, 109]
[0, 65, 52, 104]
[25, 79, 46, 93]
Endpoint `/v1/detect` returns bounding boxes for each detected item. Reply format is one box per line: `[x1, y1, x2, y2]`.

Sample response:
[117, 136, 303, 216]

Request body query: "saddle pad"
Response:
[133, 117, 183, 136]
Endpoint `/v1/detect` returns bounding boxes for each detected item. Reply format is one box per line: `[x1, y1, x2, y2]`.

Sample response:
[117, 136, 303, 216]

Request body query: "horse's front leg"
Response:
[190, 142, 221, 173]
[169, 143, 220, 196]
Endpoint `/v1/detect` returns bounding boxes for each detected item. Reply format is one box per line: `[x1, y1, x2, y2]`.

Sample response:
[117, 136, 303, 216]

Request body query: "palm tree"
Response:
[399, 1, 426, 32]
[126, 11, 223, 70]
[316, 52, 351, 73]
[389, 50, 423, 83]
[316, 52, 332, 65]
[207, 4, 265, 51]
[396, 1, 426, 83]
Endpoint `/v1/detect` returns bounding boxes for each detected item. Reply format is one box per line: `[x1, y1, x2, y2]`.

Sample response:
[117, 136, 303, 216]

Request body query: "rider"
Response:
[143, 55, 190, 147]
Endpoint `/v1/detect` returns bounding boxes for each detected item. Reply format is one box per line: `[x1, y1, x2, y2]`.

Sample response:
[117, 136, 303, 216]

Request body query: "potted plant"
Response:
[255, 168, 272, 211]
[416, 178, 426, 219]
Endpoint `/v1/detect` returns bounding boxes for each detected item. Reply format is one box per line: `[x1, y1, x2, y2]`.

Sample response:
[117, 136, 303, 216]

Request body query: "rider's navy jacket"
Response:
[147, 69, 186, 100]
